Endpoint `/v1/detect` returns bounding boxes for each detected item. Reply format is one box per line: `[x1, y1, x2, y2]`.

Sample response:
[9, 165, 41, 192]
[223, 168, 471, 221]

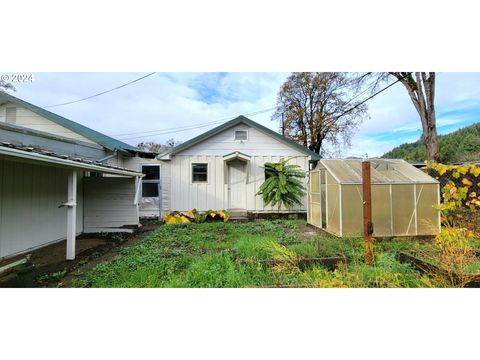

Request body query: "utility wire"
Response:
[44, 72, 157, 108]
[116, 107, 277, 140]
[333, 77, 402, 120]
[117, 79, 401, 142]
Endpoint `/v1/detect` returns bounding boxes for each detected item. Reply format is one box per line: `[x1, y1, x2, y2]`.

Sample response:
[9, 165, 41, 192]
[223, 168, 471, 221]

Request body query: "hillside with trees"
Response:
[382, 123, 480, 163]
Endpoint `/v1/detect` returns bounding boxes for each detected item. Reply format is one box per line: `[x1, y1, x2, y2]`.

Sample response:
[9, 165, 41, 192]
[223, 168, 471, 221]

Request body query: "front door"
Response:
[228, 159, 246, 209]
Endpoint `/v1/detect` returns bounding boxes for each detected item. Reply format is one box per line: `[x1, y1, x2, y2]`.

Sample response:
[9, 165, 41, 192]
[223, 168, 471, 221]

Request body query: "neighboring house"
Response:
[157, 116, 320, 215]
[0, 92, 153, 261]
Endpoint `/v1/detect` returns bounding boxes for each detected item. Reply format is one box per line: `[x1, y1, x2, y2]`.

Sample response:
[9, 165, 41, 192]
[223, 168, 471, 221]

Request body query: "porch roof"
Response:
[223, 151, 251, 162]
[0, 142, 143, 177]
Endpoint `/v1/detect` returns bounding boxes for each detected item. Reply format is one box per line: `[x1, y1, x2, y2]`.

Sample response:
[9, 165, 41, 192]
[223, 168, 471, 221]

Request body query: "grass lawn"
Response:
[72, 220, 449, 288]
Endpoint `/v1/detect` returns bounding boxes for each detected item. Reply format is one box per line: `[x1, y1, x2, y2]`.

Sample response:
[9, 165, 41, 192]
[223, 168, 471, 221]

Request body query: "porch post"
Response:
[66, 170, 77, 260]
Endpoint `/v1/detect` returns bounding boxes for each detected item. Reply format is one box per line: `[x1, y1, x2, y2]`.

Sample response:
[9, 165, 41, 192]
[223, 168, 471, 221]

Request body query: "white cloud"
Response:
[10, 72, 480, 157]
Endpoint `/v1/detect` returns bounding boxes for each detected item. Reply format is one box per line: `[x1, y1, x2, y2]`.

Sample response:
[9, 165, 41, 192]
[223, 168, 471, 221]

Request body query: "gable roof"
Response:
[0, 91, 138, 153]
[159, 115, 321, 160]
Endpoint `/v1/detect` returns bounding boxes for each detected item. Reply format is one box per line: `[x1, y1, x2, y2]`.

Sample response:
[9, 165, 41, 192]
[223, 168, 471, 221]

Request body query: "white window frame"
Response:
[141, 164, 161, 198]
[234, 129, 248, 141]
[191, 162, 209, 184]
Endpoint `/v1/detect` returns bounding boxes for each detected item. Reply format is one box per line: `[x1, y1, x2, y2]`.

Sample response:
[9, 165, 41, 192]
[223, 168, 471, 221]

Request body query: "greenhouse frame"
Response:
[307, 159, 441, 237]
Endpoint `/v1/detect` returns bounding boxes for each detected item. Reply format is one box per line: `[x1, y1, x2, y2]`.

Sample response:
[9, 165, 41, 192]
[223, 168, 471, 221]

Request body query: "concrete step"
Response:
[228, 209, 248, 222]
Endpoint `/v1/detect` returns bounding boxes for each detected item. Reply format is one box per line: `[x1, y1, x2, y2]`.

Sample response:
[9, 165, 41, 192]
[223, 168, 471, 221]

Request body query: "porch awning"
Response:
[223, 151, 251, 184]
[223, 151, 251, 162]
[0, 142, 143, 177]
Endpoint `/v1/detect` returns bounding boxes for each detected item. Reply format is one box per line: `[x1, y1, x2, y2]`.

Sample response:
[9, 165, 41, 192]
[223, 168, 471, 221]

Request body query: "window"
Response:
[192, 163, 208, 183]
[141, 165, 160, 197]
[234, 130, 248, 141]
[6, 107, 16, 124]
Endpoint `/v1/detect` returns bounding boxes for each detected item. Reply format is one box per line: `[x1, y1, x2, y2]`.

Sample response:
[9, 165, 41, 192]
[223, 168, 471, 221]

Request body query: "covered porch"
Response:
[0, 143, 143, 261]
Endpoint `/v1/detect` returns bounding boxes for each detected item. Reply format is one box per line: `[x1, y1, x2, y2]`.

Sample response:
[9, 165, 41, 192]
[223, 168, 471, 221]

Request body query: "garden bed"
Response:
[259, 256, 347, 271]
[398, 251, 480, 288]
[67, 220, 445, 288]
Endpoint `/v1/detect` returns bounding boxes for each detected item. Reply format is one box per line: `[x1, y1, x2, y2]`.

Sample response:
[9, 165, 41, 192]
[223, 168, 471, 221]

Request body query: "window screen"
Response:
[141, 164, 160, 198]
[192, 163, 208, 182]
[142, 183, 159, 197]
[142, 165, 160, 180]
[234, 130, 248, 140]
[6, 107, 16, 124]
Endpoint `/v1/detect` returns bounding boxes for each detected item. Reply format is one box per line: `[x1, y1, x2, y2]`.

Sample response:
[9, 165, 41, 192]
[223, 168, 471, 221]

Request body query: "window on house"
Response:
[6, 107, 16, 124]
[141, 165, 160, 197]
[234, 130, 248, 141]
[192, 163, 208, 183]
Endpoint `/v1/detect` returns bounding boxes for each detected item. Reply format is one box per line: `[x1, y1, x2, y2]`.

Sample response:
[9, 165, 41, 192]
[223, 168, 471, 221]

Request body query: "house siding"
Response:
[167, 123, 310, 212]
[169, 154, 308, 212]
[0, 102, 96, 144]
[0, 157, 84, 258]
[83, 177, 139, 232]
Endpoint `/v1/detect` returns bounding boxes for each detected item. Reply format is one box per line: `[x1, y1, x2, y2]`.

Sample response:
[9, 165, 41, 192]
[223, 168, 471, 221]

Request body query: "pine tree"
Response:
[256, 158, 306, 211]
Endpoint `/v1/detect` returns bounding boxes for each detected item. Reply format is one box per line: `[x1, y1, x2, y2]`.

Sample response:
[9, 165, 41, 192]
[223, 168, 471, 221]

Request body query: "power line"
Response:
[343, 78, 379, 107]
[333, 77, 402, 120]
[119, 120, 235, 141]
[117, 78, 401, 142]
[116, 107, 277, 140]
[112, 75, 401, 143]
[44, 72, 157, 108]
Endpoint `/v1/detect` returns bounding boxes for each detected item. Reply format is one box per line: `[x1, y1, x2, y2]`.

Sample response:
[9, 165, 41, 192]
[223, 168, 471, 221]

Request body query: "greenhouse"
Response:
[307, 159, 441, 237]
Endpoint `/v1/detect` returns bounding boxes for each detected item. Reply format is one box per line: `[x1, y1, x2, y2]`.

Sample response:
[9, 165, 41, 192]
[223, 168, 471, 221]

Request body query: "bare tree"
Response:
[273, 72, 367, 156]
[359, 72, 440, 162]
[136, 138, 181, 153]
[391, 72, 439, 162]
[0, 80, 15, 92]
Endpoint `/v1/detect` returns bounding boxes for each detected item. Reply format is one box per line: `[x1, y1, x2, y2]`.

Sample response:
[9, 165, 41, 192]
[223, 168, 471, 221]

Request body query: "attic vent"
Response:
[6, 107, 16, 124]
[234, 130, 248, 141]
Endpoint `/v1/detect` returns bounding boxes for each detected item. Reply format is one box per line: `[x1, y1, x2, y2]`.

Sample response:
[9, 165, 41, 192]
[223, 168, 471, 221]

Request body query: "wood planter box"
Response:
[260, 256, 347, 271]
[398, 251, 480, 288]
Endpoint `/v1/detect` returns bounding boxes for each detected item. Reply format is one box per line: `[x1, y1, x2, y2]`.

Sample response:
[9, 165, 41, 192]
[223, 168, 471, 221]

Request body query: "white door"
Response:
[140, 164, 161, 217]
[228, 160, 246, 209]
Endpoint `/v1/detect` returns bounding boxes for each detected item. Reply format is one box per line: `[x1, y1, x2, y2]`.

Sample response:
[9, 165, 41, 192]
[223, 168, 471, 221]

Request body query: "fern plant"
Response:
[256, 158, 306, 210]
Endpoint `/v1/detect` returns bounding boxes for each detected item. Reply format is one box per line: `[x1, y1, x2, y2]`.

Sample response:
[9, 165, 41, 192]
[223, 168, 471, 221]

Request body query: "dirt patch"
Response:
[297, 223, 332, 240]
[0, 220, 162, 288]
[279, 222, 330, 241]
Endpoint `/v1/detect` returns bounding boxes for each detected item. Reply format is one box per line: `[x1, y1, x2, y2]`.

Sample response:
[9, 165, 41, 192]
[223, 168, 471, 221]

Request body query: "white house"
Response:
[0, 92, 319, 262]
[157, 116, 320, 216]
[0, 92, 151, 261]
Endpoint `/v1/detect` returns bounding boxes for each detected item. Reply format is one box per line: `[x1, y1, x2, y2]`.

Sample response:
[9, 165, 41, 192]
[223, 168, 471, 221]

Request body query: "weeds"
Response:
[36, 269, 67, 284]
[73, 220, 446, 288]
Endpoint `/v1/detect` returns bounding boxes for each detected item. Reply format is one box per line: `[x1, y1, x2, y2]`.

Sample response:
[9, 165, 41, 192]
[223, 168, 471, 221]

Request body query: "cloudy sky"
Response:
[9, 72, 480, 157]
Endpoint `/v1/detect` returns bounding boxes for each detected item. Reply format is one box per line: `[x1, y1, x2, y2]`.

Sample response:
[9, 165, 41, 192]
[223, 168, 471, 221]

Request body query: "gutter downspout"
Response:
[98, 149, 119, 163]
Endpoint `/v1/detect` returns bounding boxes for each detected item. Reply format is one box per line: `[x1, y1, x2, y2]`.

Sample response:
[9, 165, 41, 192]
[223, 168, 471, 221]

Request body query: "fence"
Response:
[425, 163, 480, 209]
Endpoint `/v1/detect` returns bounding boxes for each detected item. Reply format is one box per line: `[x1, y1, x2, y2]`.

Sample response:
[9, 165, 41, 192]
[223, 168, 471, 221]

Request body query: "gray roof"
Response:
[0, 91, 138, 153]
[159, 115, 321, 160]
[0, 141, 142, 177]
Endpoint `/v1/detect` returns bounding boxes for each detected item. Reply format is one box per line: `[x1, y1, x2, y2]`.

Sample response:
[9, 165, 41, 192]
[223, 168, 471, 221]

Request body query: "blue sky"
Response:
[8, 72, 480, 157]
